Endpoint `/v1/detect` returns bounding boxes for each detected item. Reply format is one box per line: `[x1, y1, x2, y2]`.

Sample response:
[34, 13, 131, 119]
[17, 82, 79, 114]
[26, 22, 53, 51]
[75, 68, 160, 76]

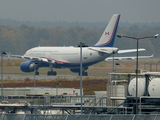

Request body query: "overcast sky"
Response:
[0, 0, 160, 23]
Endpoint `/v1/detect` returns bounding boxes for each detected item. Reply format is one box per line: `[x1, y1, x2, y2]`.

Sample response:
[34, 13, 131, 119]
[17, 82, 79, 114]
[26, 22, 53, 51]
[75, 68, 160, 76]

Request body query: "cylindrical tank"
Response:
[148, 78, 160, 96]
[128, 78, 146, 97]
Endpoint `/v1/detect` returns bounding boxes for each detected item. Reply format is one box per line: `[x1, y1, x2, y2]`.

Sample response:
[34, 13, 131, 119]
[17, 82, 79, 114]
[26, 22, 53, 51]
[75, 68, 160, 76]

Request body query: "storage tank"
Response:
[128, 78, 146, 96]
[148, 78, 160, 96]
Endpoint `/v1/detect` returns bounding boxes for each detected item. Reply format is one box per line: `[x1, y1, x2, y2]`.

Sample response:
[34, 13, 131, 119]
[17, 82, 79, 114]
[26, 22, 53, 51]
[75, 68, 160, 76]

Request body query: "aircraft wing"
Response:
[105, 54, 154, 61]
[9, 54, 69, 64]
[88, 47, 145, 54]
[9, 54, 53, 63]
[9, 54, 23, 58]
[117, 48, 145, 54]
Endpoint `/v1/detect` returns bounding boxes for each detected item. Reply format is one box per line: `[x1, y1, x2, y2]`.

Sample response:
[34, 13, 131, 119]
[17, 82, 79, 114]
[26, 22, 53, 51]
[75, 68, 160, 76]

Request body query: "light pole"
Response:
[112, 51, 115, 73]
[55, 83, 61, 103]
[115, 63, 120, 72]
[56, 83, 61, 96]
[79, 42, 83, 114]
[34, 71, 36, 88]
[117, 34, 159, 114]
[1, 51, 7, 101]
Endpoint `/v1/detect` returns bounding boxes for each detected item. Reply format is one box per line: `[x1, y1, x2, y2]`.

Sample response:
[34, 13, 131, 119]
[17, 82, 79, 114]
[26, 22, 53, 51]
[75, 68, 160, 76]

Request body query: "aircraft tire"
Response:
[79, 72, 88, 76]
[53, 71, 57, 76]
[35, 72, 39, 76]
[47, 71, 51, 76]
[47, 71, 57, 76]
[84, 72, 88, 76]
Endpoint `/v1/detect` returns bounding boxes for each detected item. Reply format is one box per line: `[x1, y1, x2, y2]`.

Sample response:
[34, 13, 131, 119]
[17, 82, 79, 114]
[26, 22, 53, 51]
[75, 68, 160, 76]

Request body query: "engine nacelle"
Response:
[20, 61, 36, 72]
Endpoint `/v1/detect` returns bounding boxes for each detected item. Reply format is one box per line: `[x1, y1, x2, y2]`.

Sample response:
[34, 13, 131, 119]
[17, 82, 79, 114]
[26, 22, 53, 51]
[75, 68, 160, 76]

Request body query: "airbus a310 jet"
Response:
[10, 14, 149, 76]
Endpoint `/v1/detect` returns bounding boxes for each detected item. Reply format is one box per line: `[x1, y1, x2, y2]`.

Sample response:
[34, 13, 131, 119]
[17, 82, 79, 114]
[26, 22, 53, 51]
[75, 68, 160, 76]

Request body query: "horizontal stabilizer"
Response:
[118, 48, 145, 54]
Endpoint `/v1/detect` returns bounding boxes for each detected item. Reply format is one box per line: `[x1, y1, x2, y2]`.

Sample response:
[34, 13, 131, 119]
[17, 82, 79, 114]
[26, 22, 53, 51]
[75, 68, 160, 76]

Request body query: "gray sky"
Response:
[0, 0, 160, 23]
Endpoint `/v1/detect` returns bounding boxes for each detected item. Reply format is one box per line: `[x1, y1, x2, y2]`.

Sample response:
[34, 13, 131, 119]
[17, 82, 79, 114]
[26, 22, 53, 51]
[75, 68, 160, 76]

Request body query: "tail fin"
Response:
[94, 14, 120, 47]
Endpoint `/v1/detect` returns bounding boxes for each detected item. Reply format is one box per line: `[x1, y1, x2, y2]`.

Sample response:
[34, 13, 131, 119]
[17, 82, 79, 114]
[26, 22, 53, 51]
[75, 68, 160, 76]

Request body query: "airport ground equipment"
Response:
[107, 72, 160, 114]
[1, 73, 160, 115]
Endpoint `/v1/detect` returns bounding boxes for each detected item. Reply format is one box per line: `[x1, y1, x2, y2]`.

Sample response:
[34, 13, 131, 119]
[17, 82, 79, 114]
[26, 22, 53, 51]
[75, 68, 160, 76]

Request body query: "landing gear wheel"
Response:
[47, 71, 57, 76]
[35, 72, 39, 76]
[84, 72, 88, 76]
[52, 71, 57, 76]
[79, 72, 88, 76]
[47, 71, 51, 76]
[54, 71, 57, 75]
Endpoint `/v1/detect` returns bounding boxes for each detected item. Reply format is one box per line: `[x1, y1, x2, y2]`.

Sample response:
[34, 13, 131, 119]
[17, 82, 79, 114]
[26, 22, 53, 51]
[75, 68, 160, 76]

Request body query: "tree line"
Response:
[0, 24, 160, 57]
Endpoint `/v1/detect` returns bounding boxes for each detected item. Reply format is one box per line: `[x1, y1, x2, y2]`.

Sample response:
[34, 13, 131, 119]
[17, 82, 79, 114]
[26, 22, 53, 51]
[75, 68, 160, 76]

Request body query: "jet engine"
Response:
[20, 61, 38, 72]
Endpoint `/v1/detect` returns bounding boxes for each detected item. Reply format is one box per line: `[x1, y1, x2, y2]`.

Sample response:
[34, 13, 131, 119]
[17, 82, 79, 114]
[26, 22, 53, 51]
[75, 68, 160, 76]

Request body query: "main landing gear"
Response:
[47, 71, 57, 76]
[33, 63, 57, 76]
[78, 71, 88, 76]
[70, 67, 88, 76]
[47, 63, 57, 76]
[34, 70, 57, 76]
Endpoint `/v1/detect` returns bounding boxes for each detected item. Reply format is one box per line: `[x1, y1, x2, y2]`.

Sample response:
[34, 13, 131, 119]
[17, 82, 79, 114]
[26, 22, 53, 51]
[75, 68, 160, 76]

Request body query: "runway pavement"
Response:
[1, 74, 107, 80]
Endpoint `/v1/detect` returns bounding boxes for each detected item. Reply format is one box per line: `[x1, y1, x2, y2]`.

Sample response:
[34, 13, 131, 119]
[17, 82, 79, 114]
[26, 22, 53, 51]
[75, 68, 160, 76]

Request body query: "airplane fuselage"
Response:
[24, 46, 116, 69]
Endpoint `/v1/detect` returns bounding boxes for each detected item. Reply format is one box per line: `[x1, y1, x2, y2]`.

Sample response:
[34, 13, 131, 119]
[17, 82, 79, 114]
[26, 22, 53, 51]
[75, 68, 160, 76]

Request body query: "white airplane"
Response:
[10, 14, 147, 76]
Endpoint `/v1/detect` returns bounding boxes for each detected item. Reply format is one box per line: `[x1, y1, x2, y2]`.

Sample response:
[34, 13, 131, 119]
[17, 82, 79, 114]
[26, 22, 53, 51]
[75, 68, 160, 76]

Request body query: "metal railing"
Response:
[1, 95, 98, 106]
[1, 114, 160, 120]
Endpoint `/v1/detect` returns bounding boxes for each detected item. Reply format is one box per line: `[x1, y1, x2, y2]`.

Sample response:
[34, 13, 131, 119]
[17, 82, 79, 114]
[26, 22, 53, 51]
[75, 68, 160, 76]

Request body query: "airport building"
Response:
[0, 87, 81, 96]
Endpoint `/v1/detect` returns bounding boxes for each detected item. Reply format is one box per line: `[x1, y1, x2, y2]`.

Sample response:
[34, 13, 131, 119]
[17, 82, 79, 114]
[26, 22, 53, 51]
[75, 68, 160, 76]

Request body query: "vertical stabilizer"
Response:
[94, 14, 120, 47]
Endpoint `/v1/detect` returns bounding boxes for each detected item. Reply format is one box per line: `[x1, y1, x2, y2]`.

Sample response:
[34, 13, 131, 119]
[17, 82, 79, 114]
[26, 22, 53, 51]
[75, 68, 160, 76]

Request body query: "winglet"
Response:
[94, 14, 120, 47]
[151, 54, 154, 58]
